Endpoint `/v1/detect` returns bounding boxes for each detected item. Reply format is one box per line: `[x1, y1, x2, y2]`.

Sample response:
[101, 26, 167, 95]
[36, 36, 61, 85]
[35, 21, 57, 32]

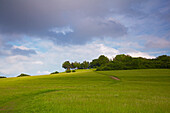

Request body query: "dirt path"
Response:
[110, 76, 120, 80]
[94, 71, 120, 81]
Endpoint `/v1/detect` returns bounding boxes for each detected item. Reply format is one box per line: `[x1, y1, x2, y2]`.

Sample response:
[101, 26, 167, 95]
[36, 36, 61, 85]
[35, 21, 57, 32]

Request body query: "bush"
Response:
[17, 73, 30, 77]
[0, 76, 6, 78]
[51, 71, 59, 74]
[72, 70, 76, 72]
[66, 70, 71, 73]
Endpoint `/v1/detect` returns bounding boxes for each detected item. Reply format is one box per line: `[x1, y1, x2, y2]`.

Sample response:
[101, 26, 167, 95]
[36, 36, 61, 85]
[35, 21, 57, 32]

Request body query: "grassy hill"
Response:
[0, 69, 170, 113]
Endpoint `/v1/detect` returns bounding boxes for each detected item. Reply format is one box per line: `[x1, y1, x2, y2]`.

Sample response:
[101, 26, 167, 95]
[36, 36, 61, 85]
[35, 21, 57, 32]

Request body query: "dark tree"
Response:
[51, 71, 59, 74]
[17, 73, 30, 77]
[98, 55, 109, 66]
[156, 55, 170, 62]
[71, 62, 76, 69]
[0, 76, 6, 78]
[90, 59, 99, 68]
[62, 61, 71, 70]
[72, 62, 81, 69]
[62, 54, 170, 71]
[114, 54, 132, 62]
[82, 61, 89, 69]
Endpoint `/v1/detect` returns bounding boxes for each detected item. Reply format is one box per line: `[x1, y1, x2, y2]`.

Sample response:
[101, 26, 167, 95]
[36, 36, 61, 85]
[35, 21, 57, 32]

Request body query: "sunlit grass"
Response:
[0, 69, 170, 113]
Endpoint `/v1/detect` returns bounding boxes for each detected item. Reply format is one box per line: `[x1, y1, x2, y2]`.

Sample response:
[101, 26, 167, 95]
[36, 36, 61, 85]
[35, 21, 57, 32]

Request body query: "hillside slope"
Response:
[0, 69, 170, 113]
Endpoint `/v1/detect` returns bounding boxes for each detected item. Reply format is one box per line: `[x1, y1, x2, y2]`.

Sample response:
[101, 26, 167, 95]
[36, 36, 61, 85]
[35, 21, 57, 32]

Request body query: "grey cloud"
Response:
[75, 18, 127, 38]
[11, 48, 37, 56]
[0, 45, 37, 56]
[71, 18, 127, 44]
[136, 35, 170, 50]
[145, 39, 170, 49]
[0, 0, 147, 44]
[0, 34, 37, 56]
[47, 18, 127, 44]
[0, 0, 169, 46]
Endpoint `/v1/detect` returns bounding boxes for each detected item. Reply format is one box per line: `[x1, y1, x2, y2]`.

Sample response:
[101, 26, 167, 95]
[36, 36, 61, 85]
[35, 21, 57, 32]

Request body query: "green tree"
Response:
[90, 59, 99, 68]
[82, 61, 89, 69]
[17, 73, 30, 77]
[114, 54, 132, 62]
[62, 61, 71, 70]
[156, 55, 170, 62]
[98, 55, 109, 66]
[71, 62, 76, 69]
[73, 62, 81, 69]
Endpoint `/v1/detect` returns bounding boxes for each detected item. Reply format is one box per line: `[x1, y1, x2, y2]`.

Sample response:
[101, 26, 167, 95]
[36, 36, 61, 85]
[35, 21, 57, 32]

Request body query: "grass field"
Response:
[0, 69, 170, 113]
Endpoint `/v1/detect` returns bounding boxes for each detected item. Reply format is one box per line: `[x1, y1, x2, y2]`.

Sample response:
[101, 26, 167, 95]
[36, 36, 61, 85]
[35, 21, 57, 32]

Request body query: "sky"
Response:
[0, 0, 170, 77]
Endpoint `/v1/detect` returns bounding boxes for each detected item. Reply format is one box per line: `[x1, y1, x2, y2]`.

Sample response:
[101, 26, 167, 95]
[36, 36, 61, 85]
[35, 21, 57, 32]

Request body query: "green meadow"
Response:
[0, 69, 170, 113]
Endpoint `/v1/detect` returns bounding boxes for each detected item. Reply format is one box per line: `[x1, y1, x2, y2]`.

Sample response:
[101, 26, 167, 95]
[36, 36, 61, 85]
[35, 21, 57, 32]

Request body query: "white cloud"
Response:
[0, 39, 156, 77]
[118, 47, 155, 59]
[126, 52, 155, 59]
[49, 26, 74, 35]
[145, 36, 170, 49]
[37, 71, 50, 75]
[13, 45, 31, 50]
[99, 44, 119, 59]
[32, 61, 44, 65]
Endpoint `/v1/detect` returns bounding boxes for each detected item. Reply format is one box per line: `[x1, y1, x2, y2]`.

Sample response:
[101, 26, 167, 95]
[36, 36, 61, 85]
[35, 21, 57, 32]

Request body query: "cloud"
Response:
[126, 51, 155, 59]
[0, 41, 37, 56]
[48, 18, 127, 45]
[13, 45, 31, 50]
[0, 0, 169, 47]
[49, 26, 74, 35]
[0, 39, 155, 77]
[0, 0, 169, 76]
[0, 0, 147, 45]
[37, 71, 50, 75]
[118, 47, 155, 59]
[0, 0, 169, 39]
[74, 18, 127, 38]
[145, 36, 170, 49]
[32, 61, 44, 65]
[11, 48, 36, 56]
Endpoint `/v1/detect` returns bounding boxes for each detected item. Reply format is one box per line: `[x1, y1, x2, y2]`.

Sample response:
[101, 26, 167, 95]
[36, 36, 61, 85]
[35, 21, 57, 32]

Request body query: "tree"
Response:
[156, 55, 170, 62]
[62, 61, 71, 70]
[17, 73, 30, 77]
[0, 76, 6, 78]
[62, 54, 170, 72]
[82, 61, 89, 69]
[114, 54, 132, 62]
[90, 59, 99, 68]
[98, 55, 109, 66]
[51, 71, 59, 74]
[71, 62, 76, 69]
[72, 61, 81, 69]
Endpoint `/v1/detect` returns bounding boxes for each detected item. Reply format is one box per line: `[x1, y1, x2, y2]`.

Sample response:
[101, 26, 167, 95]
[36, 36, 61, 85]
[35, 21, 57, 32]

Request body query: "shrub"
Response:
[0, 76, 6, 78]
[17, 73, 30, 77]
[51, 71, 59, 74]
[66, 70, 71, 73]
[72, 70, 76, 72]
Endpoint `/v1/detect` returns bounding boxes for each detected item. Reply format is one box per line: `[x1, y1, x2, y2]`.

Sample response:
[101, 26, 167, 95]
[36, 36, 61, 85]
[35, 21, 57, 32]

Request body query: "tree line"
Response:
[62, 54, 170, 71]
[62, 61, 90, 70]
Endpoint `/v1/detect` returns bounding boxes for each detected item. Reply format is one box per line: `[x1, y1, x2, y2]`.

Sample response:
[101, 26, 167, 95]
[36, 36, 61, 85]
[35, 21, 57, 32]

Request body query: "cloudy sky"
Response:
[0, 0, 170, 77]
